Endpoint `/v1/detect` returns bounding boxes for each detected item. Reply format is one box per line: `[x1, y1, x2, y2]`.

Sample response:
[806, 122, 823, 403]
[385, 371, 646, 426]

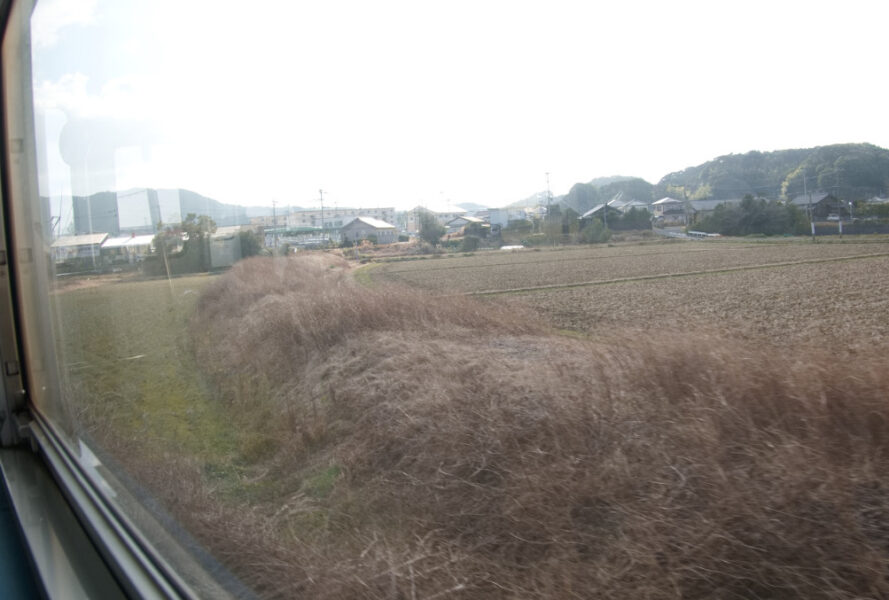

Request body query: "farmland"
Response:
[370, 239, 889, 350]
[46, 239, 889, 599]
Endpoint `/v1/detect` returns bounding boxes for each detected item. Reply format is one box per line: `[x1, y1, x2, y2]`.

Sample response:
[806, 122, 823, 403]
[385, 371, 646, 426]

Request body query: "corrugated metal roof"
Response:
[345, 217, 396, 229]
[581, 204, 621, 218]
[101, 237, 132, 249]
[127, 234, 155, 246]
[652, 197, 682, 205]
[102, 235, 156, 249]
[581, 204, 606, 218]
[51, 233, 109, 248]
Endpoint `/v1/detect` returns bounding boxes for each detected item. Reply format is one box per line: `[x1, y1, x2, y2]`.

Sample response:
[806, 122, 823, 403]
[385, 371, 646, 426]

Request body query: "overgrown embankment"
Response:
[185, 254, 889, 599]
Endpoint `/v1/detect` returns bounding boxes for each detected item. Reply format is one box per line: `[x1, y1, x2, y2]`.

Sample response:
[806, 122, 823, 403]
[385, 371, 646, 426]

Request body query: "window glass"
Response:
[20, 0, 889, 597]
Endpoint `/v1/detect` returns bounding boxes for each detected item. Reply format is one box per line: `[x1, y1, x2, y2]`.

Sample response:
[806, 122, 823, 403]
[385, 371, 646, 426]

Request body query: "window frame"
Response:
[0, 1, 245, 597]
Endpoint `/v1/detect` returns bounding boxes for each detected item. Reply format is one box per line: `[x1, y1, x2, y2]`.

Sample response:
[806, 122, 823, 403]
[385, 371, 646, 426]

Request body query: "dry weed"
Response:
[174, 255, 889, 598]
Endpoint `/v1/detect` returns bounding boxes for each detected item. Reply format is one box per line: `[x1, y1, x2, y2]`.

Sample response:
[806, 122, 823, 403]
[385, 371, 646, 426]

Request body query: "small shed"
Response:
[50, 233, 109, 264]
[341, 217, 398, 244]
[102, 234, 155, 264]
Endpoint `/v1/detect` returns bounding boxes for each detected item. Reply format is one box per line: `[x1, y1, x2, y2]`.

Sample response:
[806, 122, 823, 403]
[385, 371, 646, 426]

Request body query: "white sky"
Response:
[30, 0, 889, 212]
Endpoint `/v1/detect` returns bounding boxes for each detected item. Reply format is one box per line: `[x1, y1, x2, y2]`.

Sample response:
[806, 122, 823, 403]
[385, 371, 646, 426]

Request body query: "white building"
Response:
[406, 204, 466, 234]
[286, 207, 395, 230]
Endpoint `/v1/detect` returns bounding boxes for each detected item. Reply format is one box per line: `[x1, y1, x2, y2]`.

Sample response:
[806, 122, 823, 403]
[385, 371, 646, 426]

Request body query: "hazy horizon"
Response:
[32, 0, 889, 219]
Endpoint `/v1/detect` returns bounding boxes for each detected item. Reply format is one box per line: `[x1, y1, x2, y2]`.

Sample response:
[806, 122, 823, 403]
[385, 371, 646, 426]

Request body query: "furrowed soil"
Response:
[373, 240, 889, 351]
[55, 240, 889, 599]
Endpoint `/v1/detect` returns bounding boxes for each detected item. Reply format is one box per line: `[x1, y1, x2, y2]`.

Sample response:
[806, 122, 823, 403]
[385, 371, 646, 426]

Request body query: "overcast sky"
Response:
[30, 0, 889, 213]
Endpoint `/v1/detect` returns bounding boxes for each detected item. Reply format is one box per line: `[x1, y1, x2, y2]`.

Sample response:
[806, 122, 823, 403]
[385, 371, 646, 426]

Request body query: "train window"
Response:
[4, 0, 889, 598]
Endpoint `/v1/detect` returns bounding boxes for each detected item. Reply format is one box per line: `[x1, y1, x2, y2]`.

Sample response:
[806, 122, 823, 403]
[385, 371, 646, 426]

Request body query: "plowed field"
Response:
[371, 240, 889, 350]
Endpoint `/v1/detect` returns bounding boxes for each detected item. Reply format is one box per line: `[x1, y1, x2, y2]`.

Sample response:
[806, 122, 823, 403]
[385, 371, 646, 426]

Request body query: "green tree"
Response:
[696, 195, 807, 236]
[464, 221, 488, 238]
[460, 235, 481, 252]
[578, 219, 611, 244]
[543, 204, 563, 245]
[418, 212, 445, 246]
[562, 207, 580, 235]
[610, 207, 652, 231]
[181, 213, 217, 271]
[237, 230, 263, 259]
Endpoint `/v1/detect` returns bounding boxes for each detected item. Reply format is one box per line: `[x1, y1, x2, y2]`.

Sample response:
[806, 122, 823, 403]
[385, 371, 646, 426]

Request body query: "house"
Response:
[652, 197, 687, 225]
[341, 217, 398, 244]
[579, 204, 623, 226]
[488, 208, 530, 228]
[617, 199, 650, 213]
[789, 192, 841, 220]
[606, 191, 650, 213]
[445, 215, 485, 234]
[50, 233, 109, 265]
[406, 204, 466, 234]
[652, 197, 684, 215]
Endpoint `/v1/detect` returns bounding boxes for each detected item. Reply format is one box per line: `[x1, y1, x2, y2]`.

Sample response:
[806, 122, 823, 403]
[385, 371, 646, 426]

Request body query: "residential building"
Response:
[341, 217, 398, 244]
[286, 207, 396, 230]
[406, 204, 467, 234]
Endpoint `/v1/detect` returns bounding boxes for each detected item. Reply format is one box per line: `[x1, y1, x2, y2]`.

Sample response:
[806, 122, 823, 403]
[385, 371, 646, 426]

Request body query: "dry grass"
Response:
[171, 254, 889, 598]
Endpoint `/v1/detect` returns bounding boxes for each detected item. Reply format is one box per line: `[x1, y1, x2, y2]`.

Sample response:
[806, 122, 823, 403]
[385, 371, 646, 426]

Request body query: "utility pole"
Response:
[545, 172, 552, 207]
[803, 174, 814, 241]
[319, 189, 325, 240]
[272, 199, 278, 250]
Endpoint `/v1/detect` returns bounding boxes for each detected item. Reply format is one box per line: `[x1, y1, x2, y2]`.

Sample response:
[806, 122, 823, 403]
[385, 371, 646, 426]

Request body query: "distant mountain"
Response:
[656, 143, 889, 202]
[72, 188, 251, 236]
[506, 191, 550, 209]
[587, 175, 639, 187]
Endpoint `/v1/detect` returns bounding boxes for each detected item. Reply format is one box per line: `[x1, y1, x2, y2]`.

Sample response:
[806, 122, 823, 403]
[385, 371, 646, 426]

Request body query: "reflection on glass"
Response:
[23, 0, 889, 597]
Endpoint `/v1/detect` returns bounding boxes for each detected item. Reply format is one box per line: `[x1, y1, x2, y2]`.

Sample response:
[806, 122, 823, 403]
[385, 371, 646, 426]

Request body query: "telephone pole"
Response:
[272, 199, 278, 249]
[803, 174, 814, 241]
[545, 172, 552, 207]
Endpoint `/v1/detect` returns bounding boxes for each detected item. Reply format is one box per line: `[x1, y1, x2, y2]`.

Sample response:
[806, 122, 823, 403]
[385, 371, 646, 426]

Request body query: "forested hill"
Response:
[656, 143, 889, 202]
[561, 177, 654, 214]
[551, 143, 889, 215]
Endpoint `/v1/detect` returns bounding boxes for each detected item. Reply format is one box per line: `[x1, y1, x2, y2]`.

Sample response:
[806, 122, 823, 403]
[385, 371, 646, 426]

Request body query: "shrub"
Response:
[460, 235, 481, 252]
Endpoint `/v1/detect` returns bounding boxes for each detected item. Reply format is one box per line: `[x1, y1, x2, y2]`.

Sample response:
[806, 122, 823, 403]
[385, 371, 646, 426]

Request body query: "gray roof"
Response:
[344, 217, 395, 229]
[689, 198, 744, 211]
[51, 233, 109, 248]
[580, 204, 622, 218]
[102, 234, 155, 248]
[652, 197, 682, 205]
[447, 215, 484, 225]
[790, 192, 832, 206]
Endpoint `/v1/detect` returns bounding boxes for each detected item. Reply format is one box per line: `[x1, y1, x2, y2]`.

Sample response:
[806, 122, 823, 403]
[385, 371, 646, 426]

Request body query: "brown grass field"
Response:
[58, 239, 889, 599]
